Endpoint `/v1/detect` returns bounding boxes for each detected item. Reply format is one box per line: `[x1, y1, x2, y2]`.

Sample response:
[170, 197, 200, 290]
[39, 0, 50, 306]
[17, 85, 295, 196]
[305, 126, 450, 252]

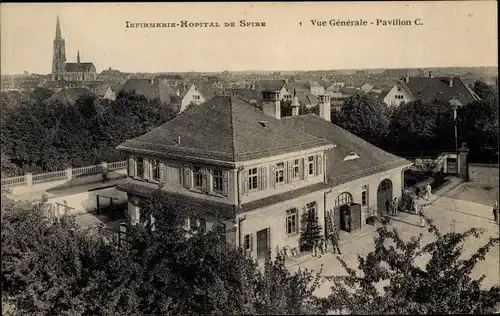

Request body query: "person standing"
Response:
[418, 205, 425, 227]
[391, 198, 397, 216]
[425, 182, 432, 200]
[493, 200, 498, 224]
[319, 237, 325, 255]
[330, 227, 342, 255]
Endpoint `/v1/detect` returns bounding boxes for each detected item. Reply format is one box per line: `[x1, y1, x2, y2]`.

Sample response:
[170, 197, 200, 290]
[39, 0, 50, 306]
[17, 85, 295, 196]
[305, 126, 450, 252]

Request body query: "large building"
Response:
[51, 16, 97, 82]
[383, 72, 481, 107]
[117, 92, 412, 261]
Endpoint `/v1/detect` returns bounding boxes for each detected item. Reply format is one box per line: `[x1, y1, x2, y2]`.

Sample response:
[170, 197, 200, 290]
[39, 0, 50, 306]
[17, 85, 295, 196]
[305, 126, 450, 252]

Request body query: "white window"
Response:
[292, 159, 300, 179]
[308, 156, 315, 176]
[249, 168, 258, 190]
[275, 162, 285, 184]
[213, 169, 223, 193]
[286, 208, 298, 235]
[193, 167, 203, 189]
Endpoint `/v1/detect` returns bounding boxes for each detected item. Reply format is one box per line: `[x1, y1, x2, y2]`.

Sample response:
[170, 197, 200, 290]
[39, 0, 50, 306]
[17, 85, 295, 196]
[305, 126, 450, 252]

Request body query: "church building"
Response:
[51, 16, 97, 82]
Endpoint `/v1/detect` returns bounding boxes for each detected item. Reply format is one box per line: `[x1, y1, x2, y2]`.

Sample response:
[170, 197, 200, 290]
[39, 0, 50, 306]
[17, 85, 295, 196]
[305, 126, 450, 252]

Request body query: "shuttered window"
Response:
[213, 169, 224, 193]
[316, 154, 323, 175]
[193, 167, 203, 189]
[261, 167, 268, 190]
[248, 168, 258, 190]
[183, 164, 191, 189]
[128, 157, 135, 177]
[287, 161, 293, 183]
[292, 159, 300, 180]
[243, 170, 249, 194]
[275, 162, 285, 184]
[222, 170, 229, 196]
[136, 158, 144, 179]
[159, 162, 167, 183]
[151, 159, 161, 181]
[307, 156, 315, 176]
[300, 158, 305, 179]
[143, 158, 150, 180]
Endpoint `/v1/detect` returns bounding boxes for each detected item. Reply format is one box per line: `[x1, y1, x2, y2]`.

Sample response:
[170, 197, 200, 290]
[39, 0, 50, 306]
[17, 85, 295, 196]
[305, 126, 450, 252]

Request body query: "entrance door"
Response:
[334, 192, 353, 232]
[256, 228, 269, 260]
[377, 179, 393, 215]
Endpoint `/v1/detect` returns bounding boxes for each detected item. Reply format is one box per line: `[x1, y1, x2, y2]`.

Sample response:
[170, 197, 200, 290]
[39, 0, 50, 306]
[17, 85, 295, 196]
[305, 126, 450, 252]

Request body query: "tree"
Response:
[299, 208, 323, 252]
[1, 90, 177, 174]
[332, 94, 390, 147]
[473, 80, 496, 102]
[388, 99, 455, 153]
[457, 99, 498, 162]
[322, 216, 500, 314]
[1, 189, 326, 315]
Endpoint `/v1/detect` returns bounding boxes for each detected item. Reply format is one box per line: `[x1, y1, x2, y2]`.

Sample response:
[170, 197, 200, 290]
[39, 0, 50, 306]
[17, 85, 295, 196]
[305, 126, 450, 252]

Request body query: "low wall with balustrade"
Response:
[1, 161, 128, 198]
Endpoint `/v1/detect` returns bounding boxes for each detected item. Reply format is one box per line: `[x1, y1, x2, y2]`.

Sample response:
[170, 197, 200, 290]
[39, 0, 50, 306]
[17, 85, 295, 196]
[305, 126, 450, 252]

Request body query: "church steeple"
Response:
[52, 15, 66, 81]
[77, 50, 80, 64]
[55, 15, 63, 40]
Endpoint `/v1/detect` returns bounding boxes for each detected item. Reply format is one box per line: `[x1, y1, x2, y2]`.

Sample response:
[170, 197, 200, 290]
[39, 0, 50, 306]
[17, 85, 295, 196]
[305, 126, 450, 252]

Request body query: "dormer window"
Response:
[344, 152, 360, 161]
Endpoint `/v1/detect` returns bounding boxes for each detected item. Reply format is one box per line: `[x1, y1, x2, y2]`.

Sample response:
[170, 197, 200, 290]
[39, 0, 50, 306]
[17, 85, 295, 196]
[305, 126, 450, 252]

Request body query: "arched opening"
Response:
[377, 179, 393, 215]
[329, 192, 353, 233]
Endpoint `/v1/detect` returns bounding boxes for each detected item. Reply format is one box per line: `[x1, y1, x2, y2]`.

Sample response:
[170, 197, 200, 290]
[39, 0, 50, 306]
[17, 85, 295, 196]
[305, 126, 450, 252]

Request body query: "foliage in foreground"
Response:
[3, 188, 500, 315]
[323, 216, 500, 314]
[1, 191, 325, 315]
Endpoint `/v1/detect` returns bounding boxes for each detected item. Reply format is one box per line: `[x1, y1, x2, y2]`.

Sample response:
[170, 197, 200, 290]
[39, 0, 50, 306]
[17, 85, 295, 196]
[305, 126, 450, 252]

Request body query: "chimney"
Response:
[318, 95, 331, 122]
[262, 90, 281, 119]
[291, 96, 300, 116]
[405, 73, 410, 84]
[429, 71, 433, 78]
[449, 76, 453, 88]
[77, 50, 80, 64]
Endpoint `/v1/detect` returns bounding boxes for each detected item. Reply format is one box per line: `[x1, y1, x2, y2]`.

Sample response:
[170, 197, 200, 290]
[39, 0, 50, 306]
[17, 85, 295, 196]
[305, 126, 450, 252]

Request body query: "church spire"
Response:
[77, 50, 80, 64]
[55, 15, 62, 39]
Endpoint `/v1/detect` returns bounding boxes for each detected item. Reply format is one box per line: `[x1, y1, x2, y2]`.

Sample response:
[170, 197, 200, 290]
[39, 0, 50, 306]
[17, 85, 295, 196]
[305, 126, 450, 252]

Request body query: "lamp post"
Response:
[454, 106, 458, 153]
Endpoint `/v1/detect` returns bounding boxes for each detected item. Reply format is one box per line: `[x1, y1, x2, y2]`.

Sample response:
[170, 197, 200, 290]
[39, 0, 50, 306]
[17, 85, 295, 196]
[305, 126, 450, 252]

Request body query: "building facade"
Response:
[51, 16, 97, 82]
[383, 72, 481, 107]
[117, 92, 412, 261]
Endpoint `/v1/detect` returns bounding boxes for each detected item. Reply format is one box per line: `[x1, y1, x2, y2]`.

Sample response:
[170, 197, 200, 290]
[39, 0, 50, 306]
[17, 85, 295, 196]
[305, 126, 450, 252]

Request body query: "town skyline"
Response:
[1, 2, 498, 75]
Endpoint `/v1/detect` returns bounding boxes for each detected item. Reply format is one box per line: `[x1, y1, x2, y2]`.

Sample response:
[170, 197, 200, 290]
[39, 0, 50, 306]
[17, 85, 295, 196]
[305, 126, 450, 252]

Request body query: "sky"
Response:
[1, 1, 498, 75]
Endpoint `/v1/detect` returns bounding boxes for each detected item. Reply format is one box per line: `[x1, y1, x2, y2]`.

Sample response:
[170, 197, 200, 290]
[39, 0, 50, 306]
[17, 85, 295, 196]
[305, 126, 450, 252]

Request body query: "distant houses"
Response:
[46, 87, 95, 105]
[180, 82, 224, 113]
[383, 72, 481, 107]
[121, 78, 179, 104]
[95, 83, 123, 101]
